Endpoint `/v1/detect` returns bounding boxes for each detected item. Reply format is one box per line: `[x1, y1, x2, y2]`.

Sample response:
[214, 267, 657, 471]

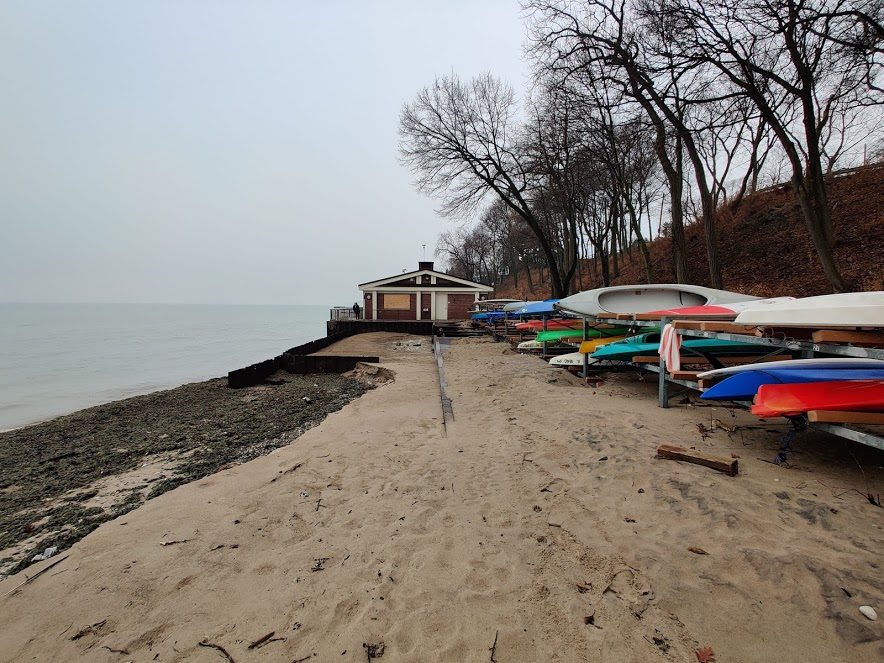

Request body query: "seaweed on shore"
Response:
[0, 372, 369, 575]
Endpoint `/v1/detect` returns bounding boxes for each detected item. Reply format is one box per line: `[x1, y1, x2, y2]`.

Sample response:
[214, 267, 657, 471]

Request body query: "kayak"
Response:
[471, 310, 509, 321]
[734, 292, 884, 328]
[515, 319, 583, 331]
[697, 358, 884, 380]
[535, 327, 631, 343]
[550, 352, 600, 367]
[591, 332, 763, 362]
[555, 284, 759, 317]
[641, 297, 796, 318]
[751, 380, 884, 417]
[578, 336, 627, 354]
[702, 368, 884, 401]
[513, 299, 561, 316]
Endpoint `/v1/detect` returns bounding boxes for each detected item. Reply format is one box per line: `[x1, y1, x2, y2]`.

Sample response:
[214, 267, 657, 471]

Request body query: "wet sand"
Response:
[0, 371, 368, 576]
[0, 332, 882, 662]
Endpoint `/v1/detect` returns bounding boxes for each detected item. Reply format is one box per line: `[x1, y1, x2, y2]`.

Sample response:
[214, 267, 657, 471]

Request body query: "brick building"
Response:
[358, 262, 493, 320]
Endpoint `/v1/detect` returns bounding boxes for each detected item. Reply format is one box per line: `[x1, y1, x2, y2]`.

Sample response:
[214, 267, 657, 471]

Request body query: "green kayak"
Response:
[534, 327, 632, 343]
[590, 331, 763, 362]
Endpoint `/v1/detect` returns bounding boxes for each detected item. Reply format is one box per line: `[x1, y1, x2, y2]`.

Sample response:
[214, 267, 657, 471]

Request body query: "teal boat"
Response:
[534, 327, 631, 343]
[590, 332, 763, 362]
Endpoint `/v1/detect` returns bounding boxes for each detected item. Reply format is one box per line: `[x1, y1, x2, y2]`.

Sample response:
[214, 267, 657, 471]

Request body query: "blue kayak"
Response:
[516, 299, 561, 316]
[702, 368, 884, 400]
[471, 310, 510, 321]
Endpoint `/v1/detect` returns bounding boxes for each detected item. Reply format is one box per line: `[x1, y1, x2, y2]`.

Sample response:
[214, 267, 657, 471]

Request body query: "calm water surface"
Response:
[0, 303, 328, 431]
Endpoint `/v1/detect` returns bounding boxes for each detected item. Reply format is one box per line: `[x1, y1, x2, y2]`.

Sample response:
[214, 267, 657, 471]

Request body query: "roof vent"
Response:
[418, 261, 434, 271]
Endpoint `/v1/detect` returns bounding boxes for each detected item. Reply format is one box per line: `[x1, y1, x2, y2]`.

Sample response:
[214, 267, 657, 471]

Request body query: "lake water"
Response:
[0, 303, 329, 431]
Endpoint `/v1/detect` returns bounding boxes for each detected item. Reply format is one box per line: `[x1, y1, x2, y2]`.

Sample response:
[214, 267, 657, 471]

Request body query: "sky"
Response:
[0, 1, 530, 305]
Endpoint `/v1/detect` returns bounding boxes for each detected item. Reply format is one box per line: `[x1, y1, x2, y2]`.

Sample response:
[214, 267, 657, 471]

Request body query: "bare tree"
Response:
[649, 0, 883, 290]
[528, 0, 725, 287]
[399, 73, 575, 296]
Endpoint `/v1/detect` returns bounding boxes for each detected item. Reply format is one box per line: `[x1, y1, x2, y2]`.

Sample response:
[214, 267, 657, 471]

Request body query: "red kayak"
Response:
[641, 298, 796, 318]
[751, 380, 884, 417]
[514, 319, 583, 331]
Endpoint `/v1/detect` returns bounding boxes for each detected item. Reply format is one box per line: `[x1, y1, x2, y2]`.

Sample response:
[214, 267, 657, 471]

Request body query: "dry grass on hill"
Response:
[495, 163, 884, 299]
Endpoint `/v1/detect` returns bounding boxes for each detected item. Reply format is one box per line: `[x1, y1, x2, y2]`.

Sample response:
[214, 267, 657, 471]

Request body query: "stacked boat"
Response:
[541, 284, 884, 426]
[699, 358, 884, 418]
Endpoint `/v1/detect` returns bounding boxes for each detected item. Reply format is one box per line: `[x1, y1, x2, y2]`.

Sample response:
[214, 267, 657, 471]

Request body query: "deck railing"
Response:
[330, 307, 360, 321]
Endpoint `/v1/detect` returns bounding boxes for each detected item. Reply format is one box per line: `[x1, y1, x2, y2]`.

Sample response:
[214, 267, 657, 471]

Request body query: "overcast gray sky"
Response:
[0, 1, 528, 305]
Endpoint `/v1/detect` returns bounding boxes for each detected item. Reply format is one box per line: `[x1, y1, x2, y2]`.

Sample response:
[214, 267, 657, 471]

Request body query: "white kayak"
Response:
[517, 340, 543, 351]
[550, 352, 599, 367]
[555, 284, 759, 318]
[697, 357, 884, 379]
[734, 292, 884, 328]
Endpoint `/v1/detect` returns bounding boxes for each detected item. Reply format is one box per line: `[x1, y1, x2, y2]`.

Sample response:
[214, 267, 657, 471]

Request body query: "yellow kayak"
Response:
[578, 336, 627, 354]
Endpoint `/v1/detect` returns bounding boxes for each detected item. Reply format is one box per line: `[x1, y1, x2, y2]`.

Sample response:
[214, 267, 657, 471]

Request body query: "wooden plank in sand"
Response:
[808, 410, 884, 425]
[811, 329, 884, 347]
[656, 444, 739, 476]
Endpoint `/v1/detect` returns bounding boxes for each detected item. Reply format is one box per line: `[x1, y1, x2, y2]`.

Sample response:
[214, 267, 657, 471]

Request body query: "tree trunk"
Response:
[792, 173, 848, 292]
[653, 126, 687, 282]
[622, 193, 654, 283]
[680, 129, 723, 288]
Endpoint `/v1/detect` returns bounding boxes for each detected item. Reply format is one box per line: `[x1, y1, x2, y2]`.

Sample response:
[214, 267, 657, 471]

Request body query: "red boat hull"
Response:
[751, 380, 884, 417]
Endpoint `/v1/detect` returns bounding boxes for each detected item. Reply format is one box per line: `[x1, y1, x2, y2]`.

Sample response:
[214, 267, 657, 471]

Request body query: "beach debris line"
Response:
[695, 645, 716, 662]
[5, 554, 69, 597]
[270, 462, 303, 483]
[198, 639, 235, 662]
[859, 605, 878, 620]
[30, 545, 58, 562]
[656, 444, 739, 476]
[101, 644, 130, 655]
[247, 631, 285, 649]
[70, 619, 107, 641]
[363, 641, 386, 660]
[159, 539, 189, 546]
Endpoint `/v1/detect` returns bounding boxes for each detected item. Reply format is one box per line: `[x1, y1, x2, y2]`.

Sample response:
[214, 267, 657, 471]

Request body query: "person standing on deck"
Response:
[352, 302, 361, 319]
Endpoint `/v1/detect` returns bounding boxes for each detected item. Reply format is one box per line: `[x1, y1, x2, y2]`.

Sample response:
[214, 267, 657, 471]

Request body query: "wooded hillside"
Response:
[493, 163, 884, 299]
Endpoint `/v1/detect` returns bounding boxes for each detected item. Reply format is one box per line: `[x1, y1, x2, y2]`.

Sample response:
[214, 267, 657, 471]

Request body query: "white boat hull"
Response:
[734, 292, 884, 328]
[556, 284, 759, 318]
[550, 352, 598, 367]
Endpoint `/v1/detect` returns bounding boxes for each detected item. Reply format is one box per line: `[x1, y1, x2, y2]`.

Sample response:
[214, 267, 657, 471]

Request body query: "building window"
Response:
[382, 294, 411, 310]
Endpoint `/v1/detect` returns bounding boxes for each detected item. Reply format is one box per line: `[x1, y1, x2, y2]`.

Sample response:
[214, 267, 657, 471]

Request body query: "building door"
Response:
[435, 292, 448, 320]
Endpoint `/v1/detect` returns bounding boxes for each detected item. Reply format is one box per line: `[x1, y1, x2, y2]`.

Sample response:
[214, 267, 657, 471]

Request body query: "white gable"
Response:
[358, 269, 493, 291]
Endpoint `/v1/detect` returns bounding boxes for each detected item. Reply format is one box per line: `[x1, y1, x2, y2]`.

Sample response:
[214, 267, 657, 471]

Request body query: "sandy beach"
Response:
[1, 331, 882, 662]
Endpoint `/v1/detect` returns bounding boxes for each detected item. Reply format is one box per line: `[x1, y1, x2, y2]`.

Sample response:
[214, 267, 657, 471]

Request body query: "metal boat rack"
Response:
[582, 315, 884, 452]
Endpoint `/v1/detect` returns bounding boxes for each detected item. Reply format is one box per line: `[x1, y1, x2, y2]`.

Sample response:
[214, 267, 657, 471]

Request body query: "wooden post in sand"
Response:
[542, 313, 548, 358]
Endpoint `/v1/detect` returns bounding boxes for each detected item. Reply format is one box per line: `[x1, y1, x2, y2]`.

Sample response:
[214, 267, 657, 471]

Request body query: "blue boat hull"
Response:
[702, 368, 884, 401]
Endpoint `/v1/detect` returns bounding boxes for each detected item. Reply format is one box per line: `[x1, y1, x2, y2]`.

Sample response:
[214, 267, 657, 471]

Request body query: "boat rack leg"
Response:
[658, 316, 670, 408]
